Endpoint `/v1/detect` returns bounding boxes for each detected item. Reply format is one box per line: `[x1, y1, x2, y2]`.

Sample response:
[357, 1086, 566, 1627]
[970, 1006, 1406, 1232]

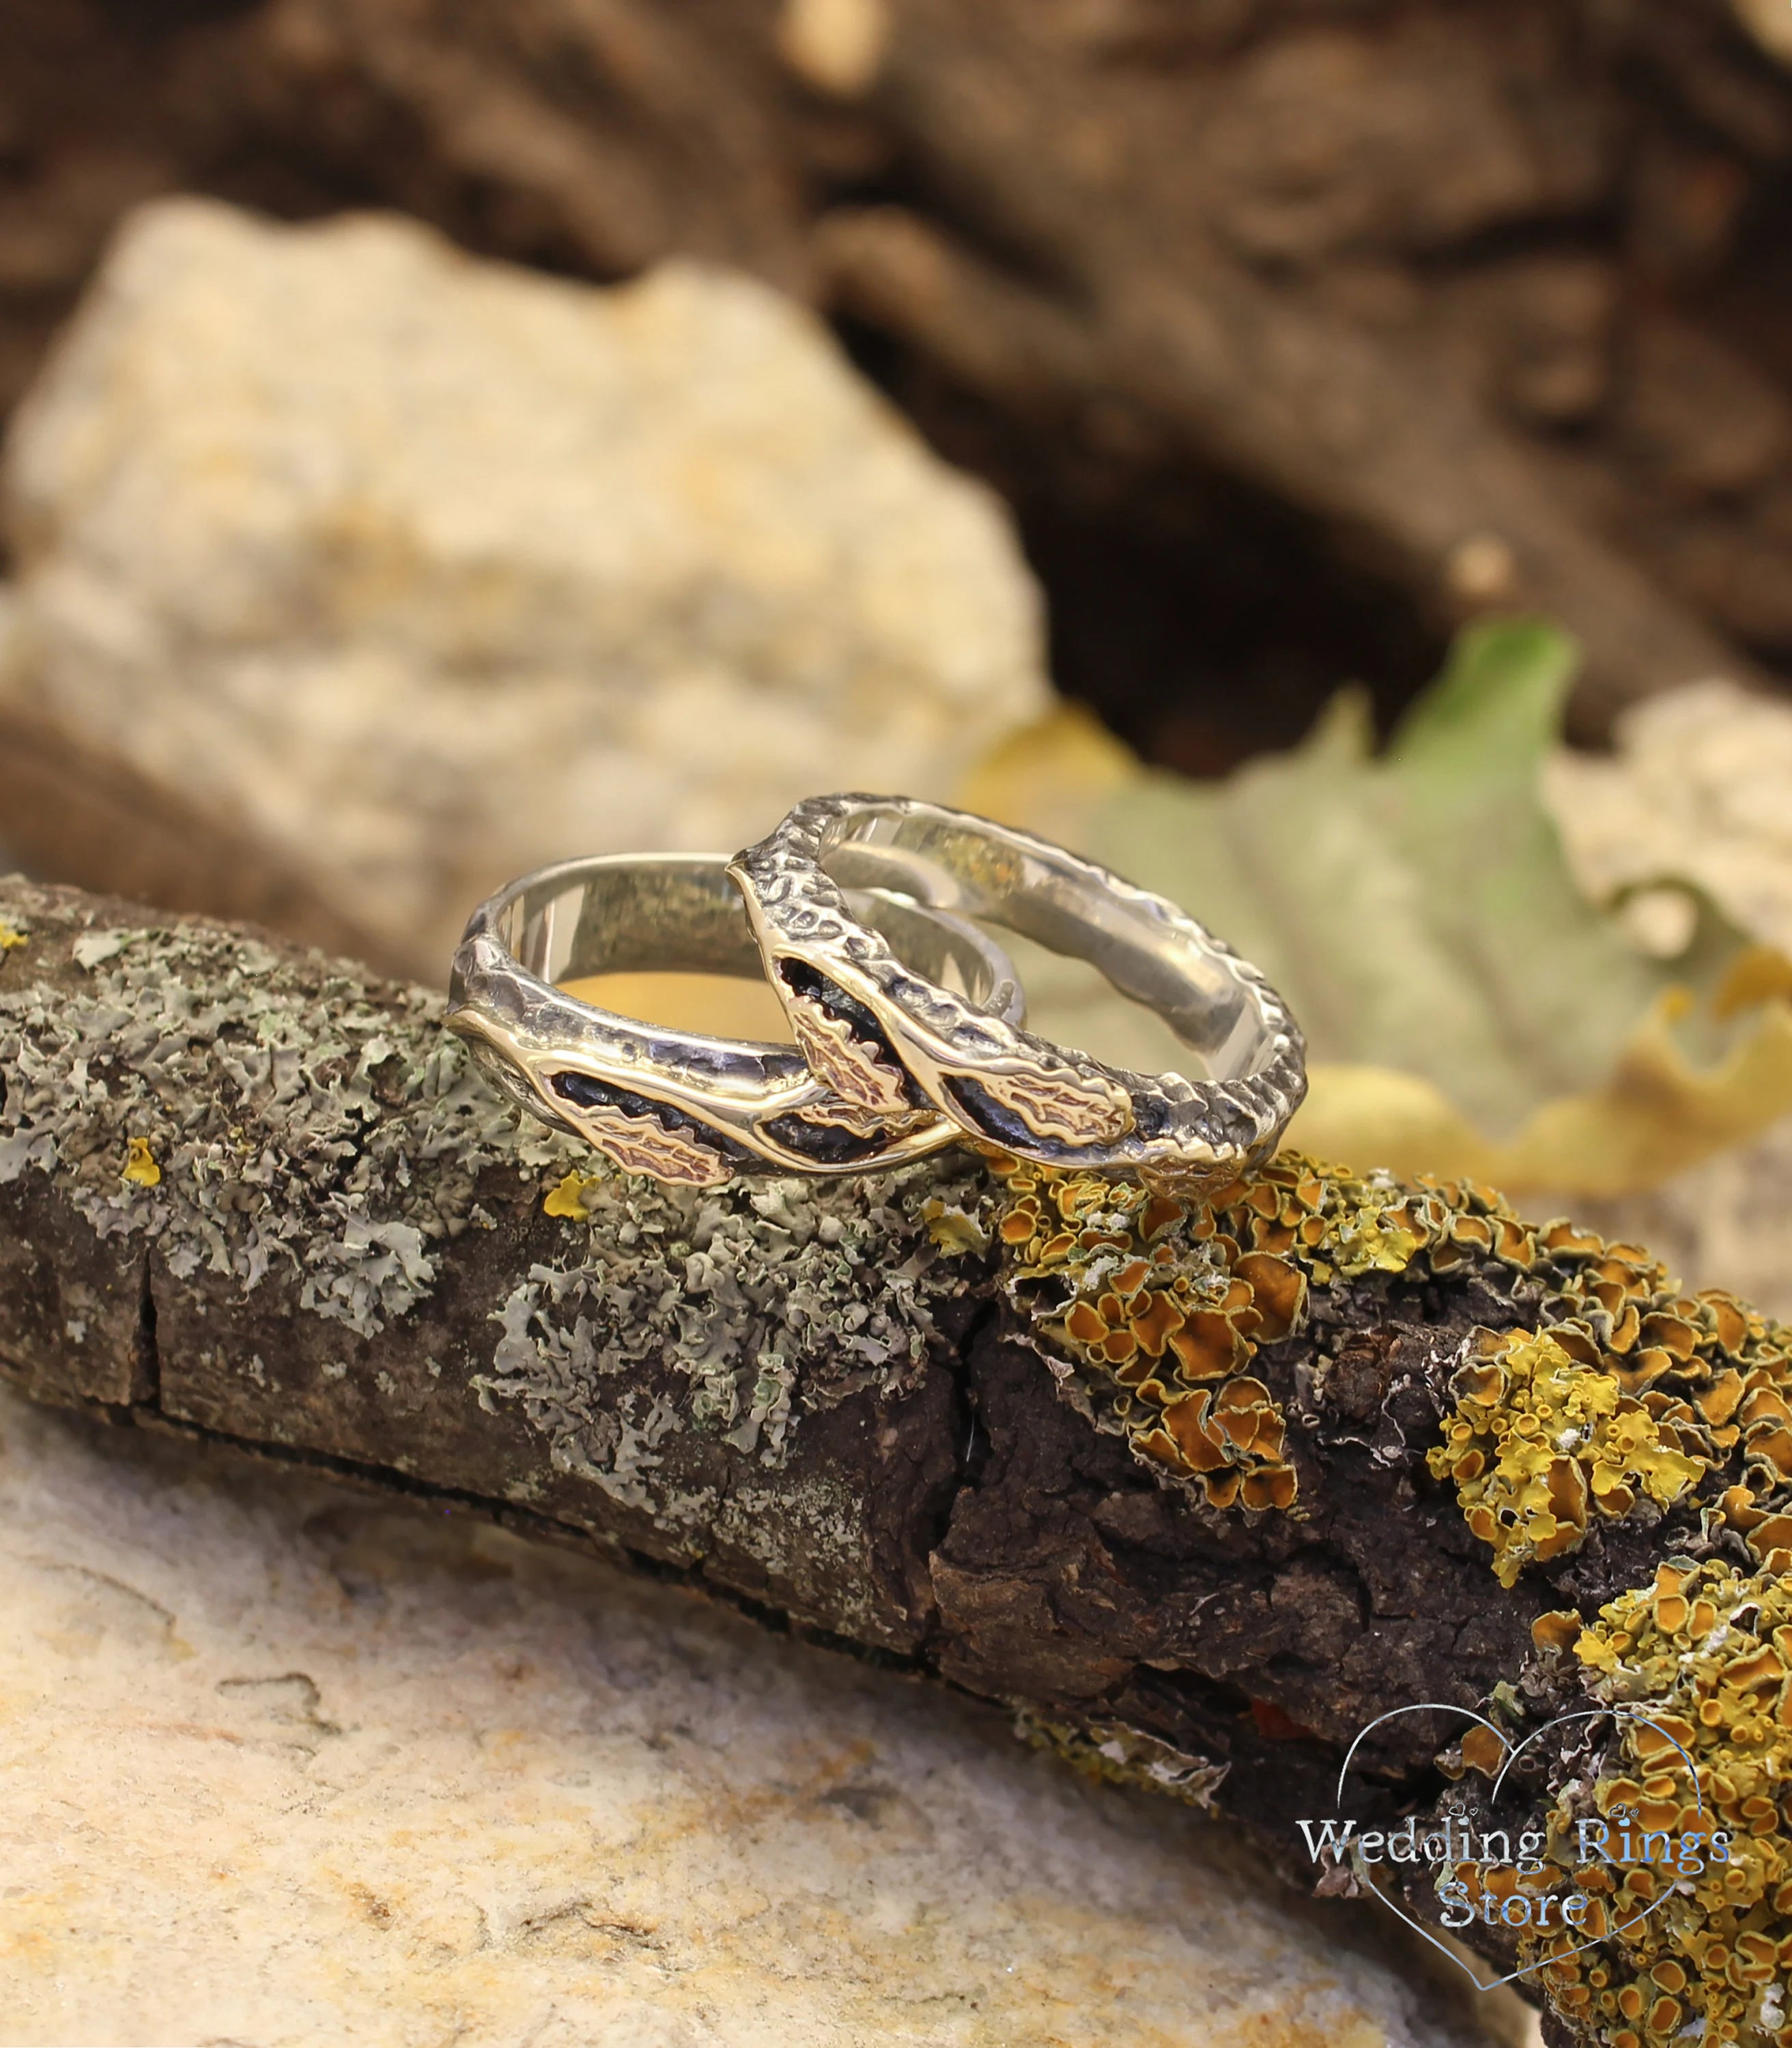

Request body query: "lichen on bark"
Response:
[0, 882, 547, 1335]
[478, 1155, 989, 1507]
[16, 872, 1792, 2043]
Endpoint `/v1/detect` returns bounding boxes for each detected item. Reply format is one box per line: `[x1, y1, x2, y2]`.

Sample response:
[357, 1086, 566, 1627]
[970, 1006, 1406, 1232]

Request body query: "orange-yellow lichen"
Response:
[1520, 1559, 1792, 2047]
[543, 1169, 600, 1219]
[1374, 1181, 1786, 1579]
[1449, 1237, 1792, 1578]
[966, 1146, 1792, 2027]
[973, 1148, 1792, 1561]
[121, 1135, 161, 1187]
[980, 1153, 1595, 1512]
[1531, 1609, 1582, 1655]
[1427, 1328, 1710, 1587]
[978, 1152, 1311, 1509]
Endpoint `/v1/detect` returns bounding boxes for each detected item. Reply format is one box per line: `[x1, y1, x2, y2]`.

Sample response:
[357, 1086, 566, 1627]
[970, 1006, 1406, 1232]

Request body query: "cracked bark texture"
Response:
[0, 873, 1677, 2032]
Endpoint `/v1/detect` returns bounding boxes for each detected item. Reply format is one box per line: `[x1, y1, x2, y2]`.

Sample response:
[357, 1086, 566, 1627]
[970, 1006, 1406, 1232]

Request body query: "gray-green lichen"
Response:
[0, 883, 988, 1514]
[477, 1158, 986, 1498]
[0, 893, 565, 1337]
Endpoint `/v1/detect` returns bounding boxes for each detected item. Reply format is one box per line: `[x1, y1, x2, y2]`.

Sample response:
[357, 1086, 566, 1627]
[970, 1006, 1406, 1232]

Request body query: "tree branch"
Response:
[5, 874, 1789, 2044]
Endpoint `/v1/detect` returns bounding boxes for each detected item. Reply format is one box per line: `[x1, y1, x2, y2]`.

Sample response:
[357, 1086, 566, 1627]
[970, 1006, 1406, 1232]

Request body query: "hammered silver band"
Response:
[728, 795, 1307, 1197]
[446, 853, 1025, 1187]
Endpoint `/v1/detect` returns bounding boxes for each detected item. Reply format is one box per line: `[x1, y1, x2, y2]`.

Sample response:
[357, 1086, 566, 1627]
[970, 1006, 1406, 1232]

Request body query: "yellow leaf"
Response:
[956, 700, 1138, 853]
[1290, 991, 1792, 1197]
[1716, 944, 1792, 1021]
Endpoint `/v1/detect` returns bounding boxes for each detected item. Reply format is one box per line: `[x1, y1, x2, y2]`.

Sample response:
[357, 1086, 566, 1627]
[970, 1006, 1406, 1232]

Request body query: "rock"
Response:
[1735, 0, 1792, 68]
[0, 197, 1049, 980]
[0, 1387, 1528, 2048]
[777, 0, 892, 97]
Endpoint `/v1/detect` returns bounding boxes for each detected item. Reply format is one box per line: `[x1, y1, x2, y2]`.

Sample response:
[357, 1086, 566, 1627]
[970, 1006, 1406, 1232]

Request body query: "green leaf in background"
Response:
[966, 619, 1790, 1191]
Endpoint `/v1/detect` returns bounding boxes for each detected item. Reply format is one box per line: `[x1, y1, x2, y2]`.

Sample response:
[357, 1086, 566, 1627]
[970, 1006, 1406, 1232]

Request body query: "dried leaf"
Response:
[965, 622, 1792, 1195]
[1546, 680, 1792, 962]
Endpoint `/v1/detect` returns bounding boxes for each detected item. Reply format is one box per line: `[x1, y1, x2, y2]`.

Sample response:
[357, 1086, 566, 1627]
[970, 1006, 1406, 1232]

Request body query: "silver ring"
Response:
[728, 795, 1307, 1196]
[445, 853, 1025, 1186]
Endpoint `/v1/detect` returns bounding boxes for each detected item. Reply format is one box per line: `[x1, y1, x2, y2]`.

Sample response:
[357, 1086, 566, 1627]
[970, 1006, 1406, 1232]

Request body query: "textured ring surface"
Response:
[445, 853, 1024, 1187]
[729, 795, 1307, 1197]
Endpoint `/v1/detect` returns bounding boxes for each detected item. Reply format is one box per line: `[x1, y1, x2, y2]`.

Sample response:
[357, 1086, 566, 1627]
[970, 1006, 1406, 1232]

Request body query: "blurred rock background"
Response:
[5, 4, 1792, 2043]
[3, 0, 1792, 752]
[0, 198, 1047, 969]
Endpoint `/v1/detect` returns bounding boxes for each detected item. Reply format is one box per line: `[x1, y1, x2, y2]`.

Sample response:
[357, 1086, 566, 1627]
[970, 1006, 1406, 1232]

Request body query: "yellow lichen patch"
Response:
[1532, 1609, 1582, 1655]
[983, 1150, 1599, 1513]
[1524, 1559, 1792, 2048]
[121, 1136, 161, 1188]
[0, 922, 27, 952]
[1386, 1186, 1792, 1580]
[1425, 1329, 1710, 1587]
[987, 1154, 1308, 1511]
[983, 1150, 1593, 1515]
[979, 1146, 1792, 1567]
[542, 1169, 600, 1219]
[1459, 1724, 1506, 1777]
[920, 1197, 992, 1257]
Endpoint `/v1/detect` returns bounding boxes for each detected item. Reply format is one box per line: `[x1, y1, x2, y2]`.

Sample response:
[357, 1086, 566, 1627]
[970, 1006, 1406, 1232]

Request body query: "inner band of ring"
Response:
[445, 851, 1026, 1186]
[728, 795, 1307, 1195]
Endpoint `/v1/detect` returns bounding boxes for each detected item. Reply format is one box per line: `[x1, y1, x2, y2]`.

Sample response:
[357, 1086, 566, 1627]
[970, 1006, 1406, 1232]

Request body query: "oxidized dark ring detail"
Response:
[444, 852, 1025, 1188]
[728, 795, 1308, 1199]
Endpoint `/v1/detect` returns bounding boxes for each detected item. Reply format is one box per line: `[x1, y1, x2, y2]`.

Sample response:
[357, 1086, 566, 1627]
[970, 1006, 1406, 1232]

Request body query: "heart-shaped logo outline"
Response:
[1331, 1702, 1707, 1992]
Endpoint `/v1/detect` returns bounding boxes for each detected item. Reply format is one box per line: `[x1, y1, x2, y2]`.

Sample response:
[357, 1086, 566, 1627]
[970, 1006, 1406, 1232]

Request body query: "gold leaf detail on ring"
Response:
[1136, 1152, 1232, 1203]
[564, 1104, 737, 1188]
[802, 1094, 939, 1141]
[973, 1064, 1135, 1146]
[788, 993, 918, 1120]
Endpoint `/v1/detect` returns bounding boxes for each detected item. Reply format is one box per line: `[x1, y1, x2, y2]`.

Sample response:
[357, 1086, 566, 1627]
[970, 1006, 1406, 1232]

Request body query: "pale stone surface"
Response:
[778, 0, 892, 96]
[1735, 0, 1792, 67]
[0, 1386, 1524, 2048]
[0, 197, 1049, 979]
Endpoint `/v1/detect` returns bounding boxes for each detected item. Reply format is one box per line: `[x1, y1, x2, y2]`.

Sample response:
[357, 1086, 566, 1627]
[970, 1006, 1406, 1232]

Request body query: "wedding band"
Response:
[446, 853, 1024, 1187]
[728, 795, 1306, 1196]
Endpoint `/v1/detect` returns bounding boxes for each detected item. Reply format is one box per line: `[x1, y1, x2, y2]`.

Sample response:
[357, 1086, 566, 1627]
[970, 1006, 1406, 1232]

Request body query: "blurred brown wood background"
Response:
[3, 0, 1790, 764]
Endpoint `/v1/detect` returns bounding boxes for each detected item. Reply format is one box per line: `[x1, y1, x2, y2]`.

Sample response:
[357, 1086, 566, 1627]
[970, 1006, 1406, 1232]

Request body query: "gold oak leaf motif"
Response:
[788, 992, 924, 1124]
[973, 1062, 1134, 1146]
[565, 1104, 736, 1188]
[801, 1093, 938, 1141]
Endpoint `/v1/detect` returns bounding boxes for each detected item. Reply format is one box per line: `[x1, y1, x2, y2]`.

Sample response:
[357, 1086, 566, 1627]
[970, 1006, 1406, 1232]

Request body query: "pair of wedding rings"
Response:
[445, 794, 1307, 1199]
